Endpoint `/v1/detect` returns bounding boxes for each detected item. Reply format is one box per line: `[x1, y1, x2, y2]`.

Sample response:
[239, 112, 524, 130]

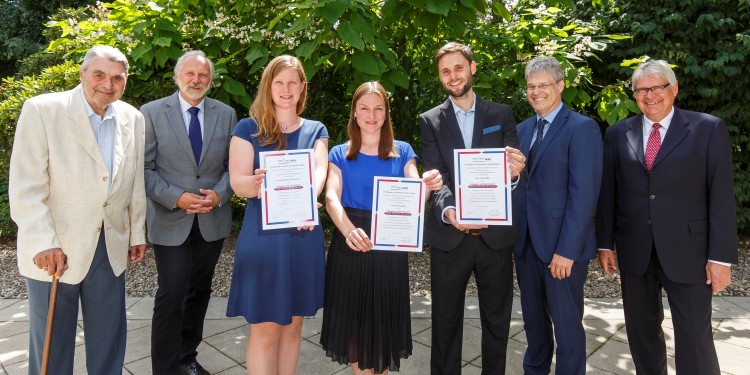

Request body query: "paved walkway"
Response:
[0, 297, 748, 374]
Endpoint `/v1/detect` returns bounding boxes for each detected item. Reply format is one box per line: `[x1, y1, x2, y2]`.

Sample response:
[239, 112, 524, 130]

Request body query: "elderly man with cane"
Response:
[9, 45, 147, 375]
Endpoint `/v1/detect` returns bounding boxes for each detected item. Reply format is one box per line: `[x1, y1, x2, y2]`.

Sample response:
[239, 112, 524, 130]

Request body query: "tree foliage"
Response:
[20, 0, 746, 236]
[0, 0, 98, 78]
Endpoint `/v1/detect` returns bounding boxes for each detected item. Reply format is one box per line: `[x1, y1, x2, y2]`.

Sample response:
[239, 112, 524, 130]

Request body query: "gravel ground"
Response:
[1, 236, 748, 299]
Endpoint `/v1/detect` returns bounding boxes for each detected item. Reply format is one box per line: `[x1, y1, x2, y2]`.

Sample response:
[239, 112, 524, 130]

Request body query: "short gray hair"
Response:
[81, 45, 129, 74]
[631, 60, 677, 90]
[174, 50, 215, 84]
[525, 55, 564, 82]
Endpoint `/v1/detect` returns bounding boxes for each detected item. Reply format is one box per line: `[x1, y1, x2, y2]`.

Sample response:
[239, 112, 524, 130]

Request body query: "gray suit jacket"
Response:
[141, 91, 237, 246]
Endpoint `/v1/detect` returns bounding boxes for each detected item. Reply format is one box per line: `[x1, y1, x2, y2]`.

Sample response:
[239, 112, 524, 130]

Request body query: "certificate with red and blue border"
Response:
[453, 148, 513, 226]
[259, 149, 318, 230]
[370, 176, 425, 252]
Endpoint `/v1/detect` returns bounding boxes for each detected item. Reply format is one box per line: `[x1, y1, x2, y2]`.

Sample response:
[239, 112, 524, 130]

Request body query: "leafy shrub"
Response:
[0, 61, 81, 237]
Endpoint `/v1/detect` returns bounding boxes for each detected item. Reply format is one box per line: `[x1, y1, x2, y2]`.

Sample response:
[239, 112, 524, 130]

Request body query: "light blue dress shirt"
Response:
[82, 91, 116, 191]
[450, 94, 476, 148]
[529, 102, 563, 148]
[178, 95, 205, 139]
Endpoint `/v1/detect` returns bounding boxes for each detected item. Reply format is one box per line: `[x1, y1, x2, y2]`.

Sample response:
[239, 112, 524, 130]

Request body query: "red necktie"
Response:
[645, 123, 661, 172]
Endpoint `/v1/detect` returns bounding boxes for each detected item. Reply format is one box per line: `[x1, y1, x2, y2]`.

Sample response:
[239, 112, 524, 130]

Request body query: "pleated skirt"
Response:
[320, 207, 413, 373]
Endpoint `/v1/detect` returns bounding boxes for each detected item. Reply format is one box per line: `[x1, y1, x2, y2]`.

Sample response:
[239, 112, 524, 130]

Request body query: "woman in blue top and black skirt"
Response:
[320, 81, 442, 374]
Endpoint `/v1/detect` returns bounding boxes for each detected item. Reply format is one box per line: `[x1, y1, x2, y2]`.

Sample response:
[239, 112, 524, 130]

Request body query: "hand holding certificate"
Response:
[453, 148, 513, 225]
[370, 177, 426, 252]
[259, 149, 319, 230]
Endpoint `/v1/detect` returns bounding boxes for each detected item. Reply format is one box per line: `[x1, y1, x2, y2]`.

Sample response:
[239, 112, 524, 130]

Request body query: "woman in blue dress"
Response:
[320, 81, 442, 374]
[227, 55, 328, 374]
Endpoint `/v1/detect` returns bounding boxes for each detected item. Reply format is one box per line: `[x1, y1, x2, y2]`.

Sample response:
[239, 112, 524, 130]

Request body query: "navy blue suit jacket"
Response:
[513, 104, 603, 262]
[420, 96, 519, 251]
[596, 107, 738, 284]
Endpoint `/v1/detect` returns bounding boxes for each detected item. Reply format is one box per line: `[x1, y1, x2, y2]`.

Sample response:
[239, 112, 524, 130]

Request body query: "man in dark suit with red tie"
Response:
[597, 59, 738, 375]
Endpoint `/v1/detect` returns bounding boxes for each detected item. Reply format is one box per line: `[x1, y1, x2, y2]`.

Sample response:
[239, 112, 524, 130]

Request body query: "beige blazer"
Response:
[9, 85, 146, 284]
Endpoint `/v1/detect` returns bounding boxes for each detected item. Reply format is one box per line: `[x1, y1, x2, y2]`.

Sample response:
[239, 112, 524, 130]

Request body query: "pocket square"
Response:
[483, 125, 502, 135]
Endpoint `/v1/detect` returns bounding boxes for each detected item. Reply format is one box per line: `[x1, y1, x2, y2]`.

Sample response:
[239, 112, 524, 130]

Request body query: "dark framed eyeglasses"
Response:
[633, 83, 670, 96]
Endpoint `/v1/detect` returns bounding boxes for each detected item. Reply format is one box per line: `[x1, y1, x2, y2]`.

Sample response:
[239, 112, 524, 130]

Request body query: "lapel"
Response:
[529, 105, 569, 174]
[519, 116, 534, 157]
[164, 92, 199, 167]
[439, 98, 467, 149]
[201, 97, 219, 166]
[67, 85, 108, 172]
[111, 102, 132, 183]
[471, 96, 486, 148]
[625, 114, 647, 171]
[652, 107, 689, 169]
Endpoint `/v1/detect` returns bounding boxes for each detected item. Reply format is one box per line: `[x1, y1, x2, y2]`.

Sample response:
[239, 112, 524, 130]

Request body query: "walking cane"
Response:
[40, 273, 59, 375]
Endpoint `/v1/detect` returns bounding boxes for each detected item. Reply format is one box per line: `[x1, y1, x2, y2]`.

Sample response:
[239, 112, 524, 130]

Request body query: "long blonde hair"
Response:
[249, 55, 308, 150]
[346, 81, 397, 160]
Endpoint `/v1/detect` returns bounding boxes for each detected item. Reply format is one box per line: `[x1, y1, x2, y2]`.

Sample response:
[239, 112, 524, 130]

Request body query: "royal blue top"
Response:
[329, 140, 417, 210]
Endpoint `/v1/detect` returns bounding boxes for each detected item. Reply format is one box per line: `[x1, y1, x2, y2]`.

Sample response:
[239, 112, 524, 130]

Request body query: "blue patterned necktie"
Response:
[528, 118, 547, 168]
[188, 107, 202, 164]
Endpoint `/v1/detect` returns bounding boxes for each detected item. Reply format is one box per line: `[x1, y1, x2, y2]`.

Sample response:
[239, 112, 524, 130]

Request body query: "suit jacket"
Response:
[420, 96, 519, 251]
[596, 107, 738, 284]
[141, 91, 236, 246]
[9, 85, 147, 284]
[513, 105, 603, 262]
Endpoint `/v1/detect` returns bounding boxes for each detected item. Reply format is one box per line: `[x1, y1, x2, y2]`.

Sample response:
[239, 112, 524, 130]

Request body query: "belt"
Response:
[463, 229, 482, 236]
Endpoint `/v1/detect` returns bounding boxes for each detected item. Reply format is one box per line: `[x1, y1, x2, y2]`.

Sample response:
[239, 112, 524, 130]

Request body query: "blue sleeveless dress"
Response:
[226, 118, 328, 324]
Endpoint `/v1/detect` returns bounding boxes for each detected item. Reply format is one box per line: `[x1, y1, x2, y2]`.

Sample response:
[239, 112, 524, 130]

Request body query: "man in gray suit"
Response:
[141, 50, 236, 375]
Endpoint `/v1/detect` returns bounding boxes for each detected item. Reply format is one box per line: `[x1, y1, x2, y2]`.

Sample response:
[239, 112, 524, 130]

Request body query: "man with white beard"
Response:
[141, 50, 237, 375]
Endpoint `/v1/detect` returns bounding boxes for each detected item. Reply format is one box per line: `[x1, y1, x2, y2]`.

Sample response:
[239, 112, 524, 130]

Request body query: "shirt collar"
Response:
[538, 102, 563, 124]
[178, 92, 205, 114]
[642, 106, 675, 131]
[449, 93, 476, 115]
[81, 88, 115, 121]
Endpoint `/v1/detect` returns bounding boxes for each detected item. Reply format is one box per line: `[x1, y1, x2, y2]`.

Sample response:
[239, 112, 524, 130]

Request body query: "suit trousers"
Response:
[27, 230, 127, 375]
[151, 217, 224, 375]
[515, 234, 588, 375]
[430, 235, 513, 375]
[621, 249, 719, 375]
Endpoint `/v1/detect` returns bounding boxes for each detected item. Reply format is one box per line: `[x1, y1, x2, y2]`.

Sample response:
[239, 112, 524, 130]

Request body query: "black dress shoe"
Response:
[180, 361, 211, 375]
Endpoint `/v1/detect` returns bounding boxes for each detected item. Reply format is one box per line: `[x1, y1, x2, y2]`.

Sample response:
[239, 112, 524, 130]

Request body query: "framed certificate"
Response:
[453, 148, 513, 225]
[259, 149, 319, 230]
[370, 177, 425, 252]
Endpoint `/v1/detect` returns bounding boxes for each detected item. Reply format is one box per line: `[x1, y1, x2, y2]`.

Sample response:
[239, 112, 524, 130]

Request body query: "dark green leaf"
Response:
[389, 70, 409, 88]
[426, 0, 451, 16]
[350, 11, 375, 44]
[222, 77, 248, 96]
[320, 0, 347, 24]
[352, 51, 381, 75]
[245, 46, 269, 65]
[337, 19, 364, 50]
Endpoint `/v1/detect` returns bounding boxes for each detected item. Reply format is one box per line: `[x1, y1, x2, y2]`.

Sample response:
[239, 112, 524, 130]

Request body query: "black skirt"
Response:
[320, 207, 413, 373]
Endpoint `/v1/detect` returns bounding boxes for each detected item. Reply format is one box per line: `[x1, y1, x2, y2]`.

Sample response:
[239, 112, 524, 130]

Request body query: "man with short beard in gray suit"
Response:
[141, 50, 237, 375]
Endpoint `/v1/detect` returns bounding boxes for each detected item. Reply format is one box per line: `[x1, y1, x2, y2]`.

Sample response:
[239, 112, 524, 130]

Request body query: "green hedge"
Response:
[0, 61, 82, 237]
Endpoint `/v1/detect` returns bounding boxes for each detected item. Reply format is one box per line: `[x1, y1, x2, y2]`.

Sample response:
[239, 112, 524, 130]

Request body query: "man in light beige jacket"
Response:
[9, 45, 146, 375]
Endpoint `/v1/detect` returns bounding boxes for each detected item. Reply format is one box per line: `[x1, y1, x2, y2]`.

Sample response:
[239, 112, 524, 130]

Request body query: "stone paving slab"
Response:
[0, 296, 748, 374]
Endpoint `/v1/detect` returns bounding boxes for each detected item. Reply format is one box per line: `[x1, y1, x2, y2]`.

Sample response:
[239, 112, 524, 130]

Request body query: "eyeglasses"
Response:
[633, 83, 670, 96]
[525, 82, 558, 92]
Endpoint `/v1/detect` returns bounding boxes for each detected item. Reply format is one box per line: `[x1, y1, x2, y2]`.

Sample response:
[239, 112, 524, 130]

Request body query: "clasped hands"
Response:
[177, 188, 220, 214]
